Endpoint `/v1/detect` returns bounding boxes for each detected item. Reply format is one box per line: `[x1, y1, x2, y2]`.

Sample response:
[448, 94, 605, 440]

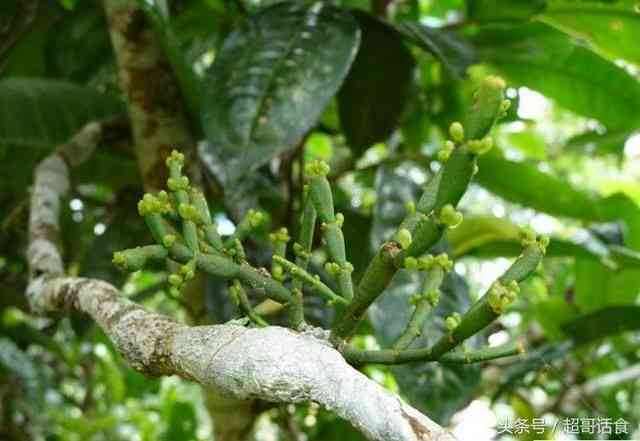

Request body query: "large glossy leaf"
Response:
[0, 78, 125, 148]
[574, 258, 640, 313]
[397, 23, 477, 78]
[565, 129, 636, 157]
[473, 23, 640, 129]
[542, 0, 640, 65]
[466, 0, 546, 21]
[562, 306, 640, 344]
[475, 155, 602, 221]
[201, 2, 360, 185]
[338, 12, 414, 154]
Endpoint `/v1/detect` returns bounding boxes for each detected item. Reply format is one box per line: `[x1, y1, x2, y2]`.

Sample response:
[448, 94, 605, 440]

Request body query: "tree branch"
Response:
[25, 125, 457, 441]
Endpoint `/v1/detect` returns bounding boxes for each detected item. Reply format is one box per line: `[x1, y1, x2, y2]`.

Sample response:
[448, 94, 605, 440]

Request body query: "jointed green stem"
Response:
[343, 340, 523, 365]
[274, 255, 348, 306]
[330, 76, 507, 344]
[393, 264, 446, 350]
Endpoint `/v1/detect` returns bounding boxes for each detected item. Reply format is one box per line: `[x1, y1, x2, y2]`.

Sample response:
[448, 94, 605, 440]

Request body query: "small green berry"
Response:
[162, 234, 177, 248]
[449, 122, 465, 143]
[439, 205, 463, 228]
[168, 274, 183, 287]
[404, 256, 419, 270]
[304, 159, 331, 178]
[404, 201, 416, 215]
[396, 228, 413, 250]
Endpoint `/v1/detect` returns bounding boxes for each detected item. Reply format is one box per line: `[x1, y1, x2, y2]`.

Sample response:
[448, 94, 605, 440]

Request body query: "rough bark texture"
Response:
[103, 0, 195, 190]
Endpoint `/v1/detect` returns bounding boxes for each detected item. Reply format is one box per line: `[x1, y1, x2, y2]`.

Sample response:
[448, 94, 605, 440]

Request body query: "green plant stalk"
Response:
[273, 256, 348, 306]
[424, 244, 543, 359]
[308, 174, 354, 300]
[289, 198, 317, 328]
[233, 282, 268, 327]
[392, 266, 445, 350]
[168, 160, 199, 252]
[191, 189, 223, 251]
[343, 340, 522, 365]
[331, 76, 506, 342]
[113, 245, 168, 271]
[195, 253, 291, 303]
[331, 242, 400, 340]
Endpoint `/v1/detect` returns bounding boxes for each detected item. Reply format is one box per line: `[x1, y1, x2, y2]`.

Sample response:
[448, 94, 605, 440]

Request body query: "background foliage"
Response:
[1, 0, 640, 439]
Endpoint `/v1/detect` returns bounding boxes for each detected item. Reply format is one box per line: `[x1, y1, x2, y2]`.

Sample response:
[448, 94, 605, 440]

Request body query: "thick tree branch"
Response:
[26, 125, 457, 441]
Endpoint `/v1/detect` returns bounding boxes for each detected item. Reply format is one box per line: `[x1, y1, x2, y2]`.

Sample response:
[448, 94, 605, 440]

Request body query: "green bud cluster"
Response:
[520, 228, 550, 254]
[396, 228, 413, 250]
[445, 312, 462, 331]
[438, 204, 463, 228]
[138, 192, 172, 217]
[269, 227, 291, 244]
[487, 280, 520, 314]
[404, 253, 453, 272]
[437, 140, 456, 162]
[409, 288, 440, 307]
[167, 176, 189, 191]
[468, 136, 493, 156]
[304, 159, 331, 178]
[449, 122, 465, 143]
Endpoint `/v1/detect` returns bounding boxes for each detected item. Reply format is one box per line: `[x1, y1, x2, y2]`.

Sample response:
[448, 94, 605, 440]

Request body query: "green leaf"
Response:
[473, 23, 640, 129]
[565, 129, 636, 157]
[201, 2, 360, 185]
[475, 155, 601, 221]
[562, 305, 640, 344]
[0, 78, 125, 148]
[338, 12, 414, 154]
[542, 0, 640, 65]
[466, 0, 546, 21]
[397, 23, 477, 78]
[447, 215, 640, 270]
[369, 270, 481, 424]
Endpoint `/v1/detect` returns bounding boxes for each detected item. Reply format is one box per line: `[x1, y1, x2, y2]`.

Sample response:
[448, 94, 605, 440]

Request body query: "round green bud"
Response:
[434, 253, 453, 272]
[112, 252, 126, 269]
[409, 293, 421, 305]
[247, 209, 265, 229]
[178, 203, 201, 222]
[272, 265, 284, 281]
[325, 262, 341, 277]
[336, 213, 344, 227]
[304, 159, 331, 178]
[438, 141, 455, 162]
[468, 136, 493, 156]
[439, 205, 463, 228]
[404, 201, 416, 215]
[162, 234, 177, 248]
[449, 122, 465, 143]
[426, 289, 440, 306]
[404, 256, 419, 270]
[500, 99, 511, 113]
[445, 316, 459, 331]
[396, 228, 413, 250]
[344, 262, 354, 273]
[270, 227, 290, 243]
[168, 274, 183, 287]
[166, 150, 185, 168]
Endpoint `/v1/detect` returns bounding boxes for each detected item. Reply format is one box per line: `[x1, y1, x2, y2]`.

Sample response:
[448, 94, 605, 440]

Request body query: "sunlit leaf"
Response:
[473, 23, 640, 129]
